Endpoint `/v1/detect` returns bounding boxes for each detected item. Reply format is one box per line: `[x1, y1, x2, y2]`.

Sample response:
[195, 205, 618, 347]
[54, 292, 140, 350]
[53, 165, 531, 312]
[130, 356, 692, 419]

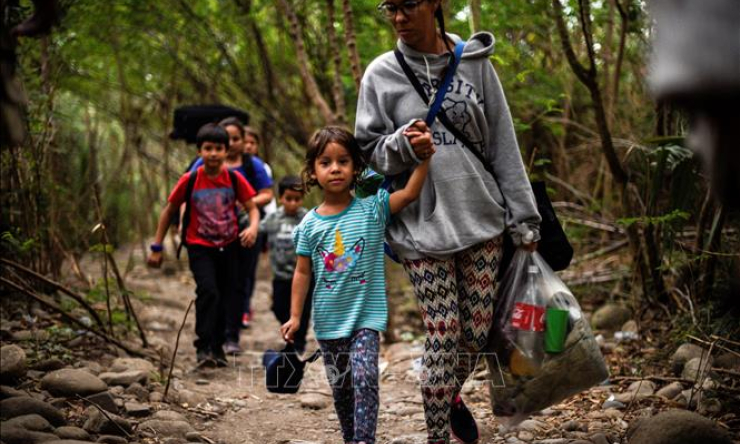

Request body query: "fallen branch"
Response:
[1, 257, 105, 329]
[713, 368, 740, 379]
[573, 239, 629, 264]
[688, 341, 715, 408]
[611, 374, 740, 396]
[688, 335, 740, 359]
[561, 269, 629, 286]
[0, 276, 154, 359]
[76, 394, 132, 438]
[709, 334, 740, 350]
[611, 375, 694, 384]
[561, 216, 624, 234]
[186, 406, 221, 418]
[164, 299, 194, 400]
[544, 172, 596, 207]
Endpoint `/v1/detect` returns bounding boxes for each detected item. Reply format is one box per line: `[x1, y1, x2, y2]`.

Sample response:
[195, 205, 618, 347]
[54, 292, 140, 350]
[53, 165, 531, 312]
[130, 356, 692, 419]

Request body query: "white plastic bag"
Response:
[486, 249, 609, 427]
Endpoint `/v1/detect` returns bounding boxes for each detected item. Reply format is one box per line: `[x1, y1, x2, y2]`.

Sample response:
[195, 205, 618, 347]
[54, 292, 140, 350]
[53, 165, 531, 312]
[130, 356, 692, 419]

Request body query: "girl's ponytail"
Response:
[435, 5, 454, 53]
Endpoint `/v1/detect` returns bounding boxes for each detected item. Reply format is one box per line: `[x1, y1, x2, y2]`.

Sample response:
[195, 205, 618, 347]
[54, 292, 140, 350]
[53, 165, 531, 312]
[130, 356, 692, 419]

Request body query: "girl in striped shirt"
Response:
[281, 125, 432, 444]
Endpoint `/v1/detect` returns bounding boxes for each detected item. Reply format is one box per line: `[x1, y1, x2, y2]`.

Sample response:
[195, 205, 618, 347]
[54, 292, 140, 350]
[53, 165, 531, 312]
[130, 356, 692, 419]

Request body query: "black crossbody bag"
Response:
[393, 47, 573, 277]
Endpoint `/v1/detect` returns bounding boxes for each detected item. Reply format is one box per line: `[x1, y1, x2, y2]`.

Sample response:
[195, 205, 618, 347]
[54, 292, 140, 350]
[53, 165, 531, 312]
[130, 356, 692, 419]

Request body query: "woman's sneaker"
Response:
[450, 394, 479, 443]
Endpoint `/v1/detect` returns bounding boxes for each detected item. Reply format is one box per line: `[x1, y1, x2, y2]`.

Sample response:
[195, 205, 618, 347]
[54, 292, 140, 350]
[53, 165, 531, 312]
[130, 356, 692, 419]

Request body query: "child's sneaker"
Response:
[241, 311, 252, 329]
[211, 347, 229, 367]
[224, 341, 242, 355]
[196, 349, 216, 369]
[450, 394, 478, 443]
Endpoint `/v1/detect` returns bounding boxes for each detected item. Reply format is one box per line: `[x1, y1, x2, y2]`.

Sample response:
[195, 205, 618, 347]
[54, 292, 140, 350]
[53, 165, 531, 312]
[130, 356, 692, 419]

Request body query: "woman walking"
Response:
[355, 1, 541, 442]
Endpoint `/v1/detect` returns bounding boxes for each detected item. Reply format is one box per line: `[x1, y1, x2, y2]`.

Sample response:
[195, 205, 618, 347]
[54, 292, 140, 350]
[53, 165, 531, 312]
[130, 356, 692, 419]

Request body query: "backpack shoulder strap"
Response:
[241, 153, 257, 188]
[426, 41, 465, 126]
[177, 169, 199, 259]
[394, 43, 506, 207]
[394, 43, 493, 177]
[393, 41, 465, 127]
[228, 169, 239, 199]
[394, 48, 430, 106]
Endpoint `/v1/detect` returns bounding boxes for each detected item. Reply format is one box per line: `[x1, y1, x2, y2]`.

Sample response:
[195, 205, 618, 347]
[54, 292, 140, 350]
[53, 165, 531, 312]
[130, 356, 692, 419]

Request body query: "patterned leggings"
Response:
[403, 237, 503, 443]
[318, 329, 380, 444]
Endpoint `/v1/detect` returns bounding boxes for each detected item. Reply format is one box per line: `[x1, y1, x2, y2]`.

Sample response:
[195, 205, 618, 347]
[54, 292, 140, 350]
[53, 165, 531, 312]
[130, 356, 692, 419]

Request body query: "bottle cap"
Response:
[523, 230, 534, 243]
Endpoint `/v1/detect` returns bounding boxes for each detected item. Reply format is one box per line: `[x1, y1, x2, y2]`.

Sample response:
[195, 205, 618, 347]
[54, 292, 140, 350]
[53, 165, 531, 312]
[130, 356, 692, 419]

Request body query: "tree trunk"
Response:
[326, 0, 347, 124]
[552, 0, 659, 300]
[612, 0, 629, 111]
[277, 0, 335, 124]
[699, 206, 726, 301]
[469, 0, 482, 34]
[342, 0, 363, 93]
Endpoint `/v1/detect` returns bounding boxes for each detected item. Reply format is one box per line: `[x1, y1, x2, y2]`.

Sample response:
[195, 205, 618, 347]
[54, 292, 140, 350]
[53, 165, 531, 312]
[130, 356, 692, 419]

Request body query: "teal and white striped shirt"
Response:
[293, 189, 390, 340]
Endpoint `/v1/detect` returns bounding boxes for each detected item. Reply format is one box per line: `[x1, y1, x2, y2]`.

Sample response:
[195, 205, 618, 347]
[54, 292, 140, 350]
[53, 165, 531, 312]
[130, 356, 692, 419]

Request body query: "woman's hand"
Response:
[521, 241, 538, 252]
[280, 317, 300, 343]
[404, 120, 435, 160]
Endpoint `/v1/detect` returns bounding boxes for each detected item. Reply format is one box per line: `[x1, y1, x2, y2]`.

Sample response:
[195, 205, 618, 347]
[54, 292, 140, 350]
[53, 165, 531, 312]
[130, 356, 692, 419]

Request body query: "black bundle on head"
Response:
[435, 5, 454, 53]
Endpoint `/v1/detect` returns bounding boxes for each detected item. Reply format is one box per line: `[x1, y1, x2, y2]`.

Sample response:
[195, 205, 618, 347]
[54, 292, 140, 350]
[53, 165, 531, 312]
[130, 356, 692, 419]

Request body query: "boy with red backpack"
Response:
[148, 123, 260, 367]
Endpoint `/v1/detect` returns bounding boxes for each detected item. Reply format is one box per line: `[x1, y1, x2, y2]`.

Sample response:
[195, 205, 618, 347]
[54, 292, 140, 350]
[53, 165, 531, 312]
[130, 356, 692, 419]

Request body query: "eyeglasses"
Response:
[377, 0, 427, 20]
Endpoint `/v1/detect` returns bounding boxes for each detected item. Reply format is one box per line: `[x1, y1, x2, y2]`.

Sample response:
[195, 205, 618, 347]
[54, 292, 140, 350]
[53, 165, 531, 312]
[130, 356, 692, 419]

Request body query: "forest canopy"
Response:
[2, 0, 737, 327]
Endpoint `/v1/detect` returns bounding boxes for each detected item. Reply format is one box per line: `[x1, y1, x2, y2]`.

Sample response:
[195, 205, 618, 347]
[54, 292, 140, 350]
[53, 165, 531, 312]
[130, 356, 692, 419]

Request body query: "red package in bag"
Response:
[485, 250, 609, 428]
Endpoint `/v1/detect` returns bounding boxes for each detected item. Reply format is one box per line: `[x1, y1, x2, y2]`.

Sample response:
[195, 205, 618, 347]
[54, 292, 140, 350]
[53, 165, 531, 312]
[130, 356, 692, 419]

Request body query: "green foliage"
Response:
[5, 0, 729, 307]
[1, 229, 38, 257]
[616, 209, 691, 229]
[88, 243, 114, 254]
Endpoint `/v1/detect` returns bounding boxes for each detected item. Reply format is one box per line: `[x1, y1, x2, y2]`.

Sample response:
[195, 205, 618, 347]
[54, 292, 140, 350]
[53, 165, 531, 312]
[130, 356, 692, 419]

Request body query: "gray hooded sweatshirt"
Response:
[355, 32, 541, 260]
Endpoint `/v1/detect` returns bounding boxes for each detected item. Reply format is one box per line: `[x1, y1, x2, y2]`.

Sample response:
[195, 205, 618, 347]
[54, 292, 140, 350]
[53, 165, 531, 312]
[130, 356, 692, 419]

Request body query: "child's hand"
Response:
[147, 252, 163, 268]
[280, 317, 300, 343]
[239, 227, 257, 248]
[404, 121, 435, 160]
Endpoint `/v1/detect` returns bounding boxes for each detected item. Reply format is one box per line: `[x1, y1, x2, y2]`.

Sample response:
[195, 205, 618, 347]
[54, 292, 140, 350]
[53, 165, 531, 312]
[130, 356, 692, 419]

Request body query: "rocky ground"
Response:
[1, 252, 739, 444]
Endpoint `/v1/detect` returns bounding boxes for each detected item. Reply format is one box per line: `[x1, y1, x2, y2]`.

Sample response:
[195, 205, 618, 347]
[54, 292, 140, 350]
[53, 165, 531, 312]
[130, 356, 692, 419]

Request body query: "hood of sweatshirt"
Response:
[397, 32, 496, 61]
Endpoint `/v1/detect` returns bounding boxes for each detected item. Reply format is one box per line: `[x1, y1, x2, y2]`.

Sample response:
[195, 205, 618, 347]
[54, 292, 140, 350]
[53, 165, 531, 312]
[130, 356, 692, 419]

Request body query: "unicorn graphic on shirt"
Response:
[317, 230, 366, 289]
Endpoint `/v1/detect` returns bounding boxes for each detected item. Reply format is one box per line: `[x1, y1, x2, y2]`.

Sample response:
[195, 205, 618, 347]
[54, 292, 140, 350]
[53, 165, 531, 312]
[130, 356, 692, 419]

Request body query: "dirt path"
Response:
[124, 254, 525, 444]
[121, 252, 735, 444]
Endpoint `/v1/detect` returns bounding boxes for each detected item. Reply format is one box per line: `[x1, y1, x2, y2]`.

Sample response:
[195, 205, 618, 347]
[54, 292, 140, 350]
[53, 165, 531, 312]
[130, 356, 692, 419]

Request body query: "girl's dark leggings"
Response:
[318, 329, 380, 444]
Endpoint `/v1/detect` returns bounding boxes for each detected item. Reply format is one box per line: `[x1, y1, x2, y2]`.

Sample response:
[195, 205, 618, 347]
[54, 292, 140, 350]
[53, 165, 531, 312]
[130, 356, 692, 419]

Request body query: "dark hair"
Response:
[302, 126, 368, 192]
[435, 3, 454, 53]
[217, 116, 257, 183]
[243, 126, 261, 145]
[195, 123, 229, 149]
[278, 175, 305, 197]
[218, 116, 246, 137]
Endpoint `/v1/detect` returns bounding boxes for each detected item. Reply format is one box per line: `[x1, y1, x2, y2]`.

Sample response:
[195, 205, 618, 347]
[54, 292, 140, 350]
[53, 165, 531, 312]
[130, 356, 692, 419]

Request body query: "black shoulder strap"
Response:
[393, 48, 494, 178]
[228, 169, 239, 198]
[241, 153, 257, 188]
[177, 169, 199, 259]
